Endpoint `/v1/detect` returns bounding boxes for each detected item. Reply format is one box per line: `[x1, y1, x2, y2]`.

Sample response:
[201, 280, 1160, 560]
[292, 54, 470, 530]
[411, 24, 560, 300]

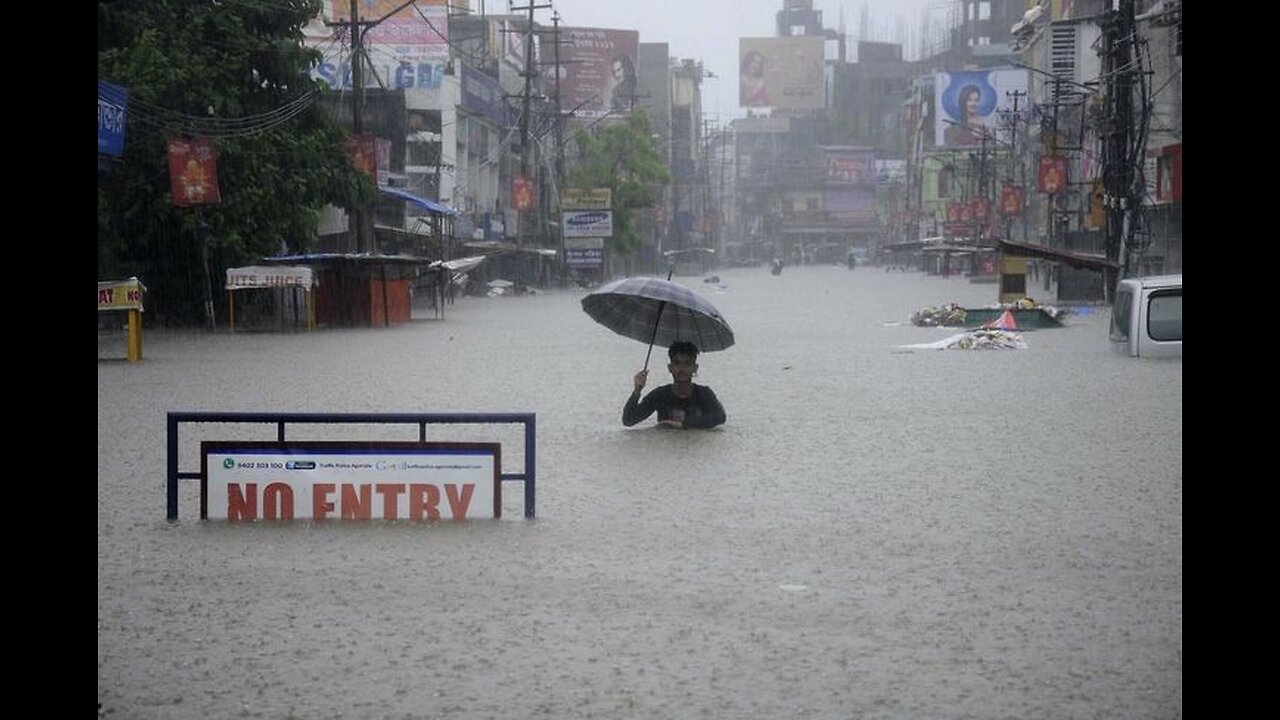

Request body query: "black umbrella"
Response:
[581, 274, 735, 370]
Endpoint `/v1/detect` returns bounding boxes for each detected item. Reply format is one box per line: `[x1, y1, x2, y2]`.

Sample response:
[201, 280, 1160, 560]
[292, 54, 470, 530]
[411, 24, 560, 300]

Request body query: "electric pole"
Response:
[510, 1, 550, 286]
[1102, 0, 1139, 296]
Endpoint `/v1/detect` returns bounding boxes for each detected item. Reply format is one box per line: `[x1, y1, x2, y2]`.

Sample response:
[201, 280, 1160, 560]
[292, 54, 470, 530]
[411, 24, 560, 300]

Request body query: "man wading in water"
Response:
[623, 341, 726, 429]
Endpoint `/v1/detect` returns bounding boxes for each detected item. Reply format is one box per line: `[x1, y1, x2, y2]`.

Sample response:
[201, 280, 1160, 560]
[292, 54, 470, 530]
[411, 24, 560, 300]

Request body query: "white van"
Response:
[1110, 274, 1182, 357]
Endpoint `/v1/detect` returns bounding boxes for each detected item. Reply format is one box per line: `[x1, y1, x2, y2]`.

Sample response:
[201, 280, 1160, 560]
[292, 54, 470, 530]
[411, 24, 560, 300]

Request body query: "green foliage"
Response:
[566, 112, 671, 257]
[97, 0, 373, 324]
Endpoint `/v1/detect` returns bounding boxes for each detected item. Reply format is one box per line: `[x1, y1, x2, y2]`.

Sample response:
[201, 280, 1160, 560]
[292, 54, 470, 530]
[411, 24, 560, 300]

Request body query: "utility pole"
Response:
[551, 12, 565, 191]
[1004, 89, 1025, 241]
[510, 1, 550, 286]
[329, 1, 372, 252]
[1101, 0, 1139, 296]
[332, 0, 418, 253]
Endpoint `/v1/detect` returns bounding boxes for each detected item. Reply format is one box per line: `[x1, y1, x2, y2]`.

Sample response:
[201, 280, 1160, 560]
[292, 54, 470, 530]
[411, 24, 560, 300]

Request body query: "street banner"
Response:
[999, 185, 1025, 216]
[345, 134, 378, 179]
[1038, 155, 1068, 194]
[168, 137, 221, 207]
[513, 176, 535, 211]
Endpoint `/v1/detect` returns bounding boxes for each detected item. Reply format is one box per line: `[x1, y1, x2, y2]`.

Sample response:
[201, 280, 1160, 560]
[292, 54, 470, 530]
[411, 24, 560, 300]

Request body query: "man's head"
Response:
[667, 341, 699, 382]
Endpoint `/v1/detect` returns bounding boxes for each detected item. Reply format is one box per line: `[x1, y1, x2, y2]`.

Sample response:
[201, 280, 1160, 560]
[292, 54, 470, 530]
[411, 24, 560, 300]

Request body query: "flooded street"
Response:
[98, 265, 1182, 719]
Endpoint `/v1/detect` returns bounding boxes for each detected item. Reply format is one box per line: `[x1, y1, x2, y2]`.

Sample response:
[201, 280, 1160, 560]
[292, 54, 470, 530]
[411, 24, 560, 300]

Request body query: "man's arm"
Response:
[623, 387, 661, 427]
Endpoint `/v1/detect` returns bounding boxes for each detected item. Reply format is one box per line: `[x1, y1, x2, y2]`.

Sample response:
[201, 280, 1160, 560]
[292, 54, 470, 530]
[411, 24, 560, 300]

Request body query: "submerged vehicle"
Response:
[1109, 274, 1182, 357]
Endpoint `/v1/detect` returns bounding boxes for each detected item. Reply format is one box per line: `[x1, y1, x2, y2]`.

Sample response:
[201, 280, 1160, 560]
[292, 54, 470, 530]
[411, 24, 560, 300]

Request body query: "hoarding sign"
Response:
[563, 210, 613, 237]
[739, 37, 824, 110]
[935, 68, 1029, 147]
[561, 28, 639, 118]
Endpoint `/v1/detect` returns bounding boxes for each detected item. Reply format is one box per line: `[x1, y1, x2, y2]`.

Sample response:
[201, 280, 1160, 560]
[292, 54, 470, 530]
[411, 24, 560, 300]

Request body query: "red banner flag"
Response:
[969, 197, 990, 223]
[345, 134, 377, 179]
[999, 185, 1025, 216]
[512, 175, 535, 212]
[1038, 156, 1068, 194]
[168, 137, 221, 207]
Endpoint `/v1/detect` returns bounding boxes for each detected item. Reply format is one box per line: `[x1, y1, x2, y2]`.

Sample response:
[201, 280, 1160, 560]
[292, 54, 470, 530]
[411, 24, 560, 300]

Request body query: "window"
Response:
[938, 166, 955, 198]
[1110, 289, 1133, 342]
[1147, 290, 1182, 341]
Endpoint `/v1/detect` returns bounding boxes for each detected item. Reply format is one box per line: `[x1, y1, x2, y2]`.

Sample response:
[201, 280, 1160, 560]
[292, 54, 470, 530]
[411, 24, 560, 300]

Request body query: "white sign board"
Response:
[225, 265, 315, 290]
[563, 210, 614, 238]
[202, 442, 501, 520]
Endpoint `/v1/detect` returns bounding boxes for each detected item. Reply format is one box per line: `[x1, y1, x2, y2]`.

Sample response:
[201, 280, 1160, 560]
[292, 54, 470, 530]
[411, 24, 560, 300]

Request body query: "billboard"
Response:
[561, 28, 640, 118]
[307, 1, 450, 90]
[739, 37, 824, 110]
[935, 68, 1029, 147]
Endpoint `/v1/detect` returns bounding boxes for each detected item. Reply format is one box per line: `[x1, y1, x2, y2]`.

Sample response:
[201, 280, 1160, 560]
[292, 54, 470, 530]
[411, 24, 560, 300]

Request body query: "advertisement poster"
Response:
[739, 37, 824, 110]
[934, 68, 1029, 147]
[202, 442, 501, 521]
[307, 1, 450, 90]
[561, 28, 639, 118]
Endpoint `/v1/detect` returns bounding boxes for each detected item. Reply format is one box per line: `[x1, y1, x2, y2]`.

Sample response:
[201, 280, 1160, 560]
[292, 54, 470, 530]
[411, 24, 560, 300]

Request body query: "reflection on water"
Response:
[98, 266, 1182, 718]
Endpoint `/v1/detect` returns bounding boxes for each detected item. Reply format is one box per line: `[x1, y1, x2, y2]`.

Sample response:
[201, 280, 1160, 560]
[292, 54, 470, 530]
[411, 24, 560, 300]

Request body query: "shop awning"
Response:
[997, 240, 1119, 271]
[379, 186, 460, 216]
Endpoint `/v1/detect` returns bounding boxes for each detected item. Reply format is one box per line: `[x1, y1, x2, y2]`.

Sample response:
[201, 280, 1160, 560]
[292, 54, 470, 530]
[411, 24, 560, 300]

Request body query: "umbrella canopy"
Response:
[581, 277, 735, 365]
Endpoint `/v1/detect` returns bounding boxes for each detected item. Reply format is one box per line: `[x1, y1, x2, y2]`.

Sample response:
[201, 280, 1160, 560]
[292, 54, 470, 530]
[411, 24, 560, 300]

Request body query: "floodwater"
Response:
[98, 265, 1182, 719]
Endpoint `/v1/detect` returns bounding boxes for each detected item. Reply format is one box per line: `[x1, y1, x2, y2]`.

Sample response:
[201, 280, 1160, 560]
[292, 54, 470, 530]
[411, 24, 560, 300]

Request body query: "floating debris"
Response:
[897, 328, 1028, 351]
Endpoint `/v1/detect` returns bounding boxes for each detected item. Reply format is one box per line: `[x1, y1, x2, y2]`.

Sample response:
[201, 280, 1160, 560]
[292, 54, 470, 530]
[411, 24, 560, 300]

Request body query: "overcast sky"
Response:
[538, 0, 945, 121]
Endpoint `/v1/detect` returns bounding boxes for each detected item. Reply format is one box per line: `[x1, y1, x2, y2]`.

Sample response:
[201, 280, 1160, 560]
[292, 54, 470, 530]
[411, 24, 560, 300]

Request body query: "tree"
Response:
[97, 0, 374, 325]
[566, 112, 671, 260]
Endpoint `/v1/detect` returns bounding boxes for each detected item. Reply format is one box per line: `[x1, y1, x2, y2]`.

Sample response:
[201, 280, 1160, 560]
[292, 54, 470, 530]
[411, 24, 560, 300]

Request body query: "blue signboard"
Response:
[98, 81, 128, 157]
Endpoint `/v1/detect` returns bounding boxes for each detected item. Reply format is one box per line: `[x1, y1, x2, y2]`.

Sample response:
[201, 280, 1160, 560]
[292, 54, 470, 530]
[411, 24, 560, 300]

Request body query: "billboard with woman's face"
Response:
[935, 69, 1029, 147]
[561, 28, 640, 119]
[739, 37, 824, 110]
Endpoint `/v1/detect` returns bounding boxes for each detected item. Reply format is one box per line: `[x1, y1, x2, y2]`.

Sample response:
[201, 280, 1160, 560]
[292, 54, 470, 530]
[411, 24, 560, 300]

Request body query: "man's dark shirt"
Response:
[623, 384, 726, 429]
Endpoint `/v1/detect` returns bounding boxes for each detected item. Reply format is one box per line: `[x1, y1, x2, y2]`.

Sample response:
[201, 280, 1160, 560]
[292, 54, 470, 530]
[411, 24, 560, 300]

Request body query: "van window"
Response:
[1110, 289, 1133, 342]
[1147, 290, 1182, 341]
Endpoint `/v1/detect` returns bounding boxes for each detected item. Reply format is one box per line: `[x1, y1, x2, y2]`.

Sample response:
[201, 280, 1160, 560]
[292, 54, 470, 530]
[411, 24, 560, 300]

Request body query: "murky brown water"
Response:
[99, 265, 1182, 718]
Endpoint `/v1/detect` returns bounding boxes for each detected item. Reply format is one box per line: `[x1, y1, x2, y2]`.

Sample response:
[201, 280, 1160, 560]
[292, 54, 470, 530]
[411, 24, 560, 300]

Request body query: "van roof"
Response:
[1122, 274, 1182, 289]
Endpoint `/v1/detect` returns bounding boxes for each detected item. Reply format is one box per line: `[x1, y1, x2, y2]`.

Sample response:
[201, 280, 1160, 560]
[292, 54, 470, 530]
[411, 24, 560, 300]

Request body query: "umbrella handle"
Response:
[644, 300, 666, 371]
[642, 269, 675, 372]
